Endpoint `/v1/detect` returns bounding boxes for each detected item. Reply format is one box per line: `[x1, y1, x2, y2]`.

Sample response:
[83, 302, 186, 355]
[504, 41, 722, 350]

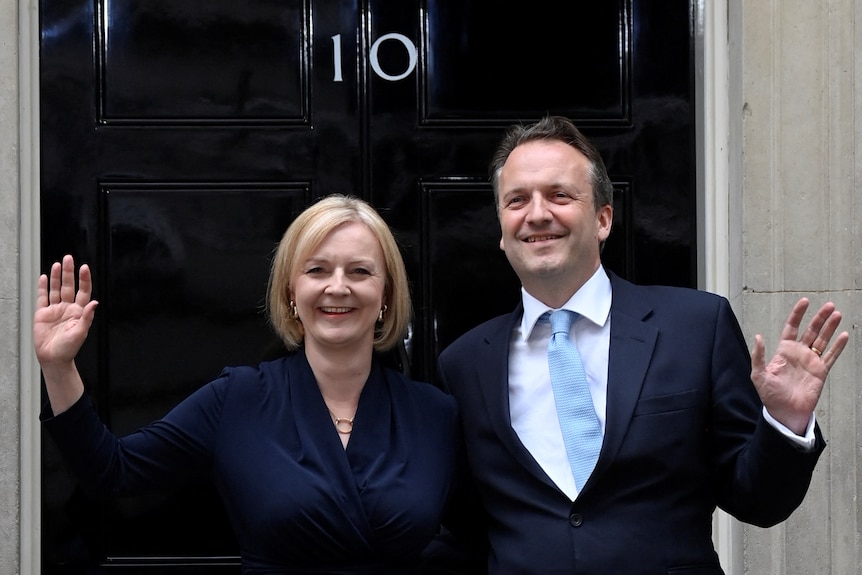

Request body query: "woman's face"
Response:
[291, 221, 387, 353]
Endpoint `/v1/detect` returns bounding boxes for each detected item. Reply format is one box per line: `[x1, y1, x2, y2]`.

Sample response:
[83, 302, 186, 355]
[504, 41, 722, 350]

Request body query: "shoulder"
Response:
[212, 353, 302, 398]
[609, 274, 742, 342]
[385, 367, 458, 418]
[440, 311, 517, 358]
[219, 353, 302, 377]
[610, 272, 731, 316]
[387, 367, 458, 408]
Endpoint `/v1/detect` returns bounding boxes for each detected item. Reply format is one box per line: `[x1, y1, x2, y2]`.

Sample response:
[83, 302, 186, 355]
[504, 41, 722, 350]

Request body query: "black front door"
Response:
[40, 0, 696, 571]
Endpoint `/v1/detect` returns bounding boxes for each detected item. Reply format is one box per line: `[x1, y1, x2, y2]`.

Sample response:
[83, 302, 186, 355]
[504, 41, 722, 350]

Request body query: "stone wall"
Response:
[1, 0, 20, 573]
[738, 0, 862, 572]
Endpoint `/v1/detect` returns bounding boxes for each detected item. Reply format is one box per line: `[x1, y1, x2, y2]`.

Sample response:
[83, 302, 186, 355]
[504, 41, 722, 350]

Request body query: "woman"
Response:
[35, 194, 459, 574]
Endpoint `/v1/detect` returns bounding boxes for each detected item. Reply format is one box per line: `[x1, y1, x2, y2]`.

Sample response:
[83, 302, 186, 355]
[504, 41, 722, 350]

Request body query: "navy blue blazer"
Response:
[437, 272, 825, 575]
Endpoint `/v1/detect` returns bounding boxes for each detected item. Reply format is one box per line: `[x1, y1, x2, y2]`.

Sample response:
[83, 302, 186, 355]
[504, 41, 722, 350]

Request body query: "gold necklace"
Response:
[328, 409, 354, 434]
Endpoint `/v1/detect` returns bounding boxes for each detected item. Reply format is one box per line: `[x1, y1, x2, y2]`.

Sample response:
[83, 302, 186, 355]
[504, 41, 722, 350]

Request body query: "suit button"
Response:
[569, 513, 583, 527]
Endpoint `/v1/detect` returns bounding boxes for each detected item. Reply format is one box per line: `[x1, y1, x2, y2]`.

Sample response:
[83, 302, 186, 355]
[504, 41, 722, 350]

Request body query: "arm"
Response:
[421, 361, 489, 575]
[751, 298, 850, 435]
[37, 255, 225, 495]
[34, 255, 99, 413]
[710, 297, 845, 526]
[710, 296, 825, 527]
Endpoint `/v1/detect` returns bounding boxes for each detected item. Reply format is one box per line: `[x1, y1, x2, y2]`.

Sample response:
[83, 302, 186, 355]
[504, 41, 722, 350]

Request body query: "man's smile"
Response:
[524, 234, 562, 243]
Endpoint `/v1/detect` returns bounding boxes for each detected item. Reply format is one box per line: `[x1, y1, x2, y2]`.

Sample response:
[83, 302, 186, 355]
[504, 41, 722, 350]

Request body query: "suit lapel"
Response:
[473, 306, 564, 490]
[469, 275, 661, 494]
[591, 275, 658, 481]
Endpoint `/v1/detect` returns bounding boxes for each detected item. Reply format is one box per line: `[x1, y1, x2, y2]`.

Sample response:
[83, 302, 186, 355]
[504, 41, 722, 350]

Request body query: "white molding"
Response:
[698, 0, 731, 297]
[19, 0, 41, 573]
[697, 0, 742, 573]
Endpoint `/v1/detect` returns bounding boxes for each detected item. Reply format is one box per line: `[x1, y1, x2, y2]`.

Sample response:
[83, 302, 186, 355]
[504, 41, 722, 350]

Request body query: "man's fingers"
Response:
[779, 297, 810, 341]
[800, 301, 837, 346]
[750, 334, 766, 379]
[807, 307, 842, 355]
[822, 331, 850, 371]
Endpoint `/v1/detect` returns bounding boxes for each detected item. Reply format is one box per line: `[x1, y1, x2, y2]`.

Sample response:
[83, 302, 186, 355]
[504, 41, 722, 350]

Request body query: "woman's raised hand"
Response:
[34, 254, 99, 365]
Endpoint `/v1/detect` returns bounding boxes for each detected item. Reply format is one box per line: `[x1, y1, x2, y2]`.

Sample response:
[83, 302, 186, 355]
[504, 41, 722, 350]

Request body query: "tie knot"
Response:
[549, 309, 576, 335]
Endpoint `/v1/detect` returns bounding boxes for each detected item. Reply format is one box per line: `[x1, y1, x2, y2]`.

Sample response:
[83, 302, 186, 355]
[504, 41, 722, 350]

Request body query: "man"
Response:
[436, 116, 849, 574]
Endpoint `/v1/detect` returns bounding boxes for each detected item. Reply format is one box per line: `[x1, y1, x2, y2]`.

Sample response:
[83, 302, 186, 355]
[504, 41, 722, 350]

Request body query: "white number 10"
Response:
[331, 33, 418, 82]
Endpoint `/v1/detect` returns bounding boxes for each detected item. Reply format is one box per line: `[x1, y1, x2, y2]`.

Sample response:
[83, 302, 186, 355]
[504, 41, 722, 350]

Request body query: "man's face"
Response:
[497, 140, 612, 301]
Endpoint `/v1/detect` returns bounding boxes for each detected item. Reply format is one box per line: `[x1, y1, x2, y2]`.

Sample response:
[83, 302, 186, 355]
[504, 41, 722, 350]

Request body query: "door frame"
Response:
[17, 0, 737, 571]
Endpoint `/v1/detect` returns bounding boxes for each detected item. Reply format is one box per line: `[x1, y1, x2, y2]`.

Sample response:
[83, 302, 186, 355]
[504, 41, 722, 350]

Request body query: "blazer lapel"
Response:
[591, 275, 658, 481]
[474, 306, 562, 490]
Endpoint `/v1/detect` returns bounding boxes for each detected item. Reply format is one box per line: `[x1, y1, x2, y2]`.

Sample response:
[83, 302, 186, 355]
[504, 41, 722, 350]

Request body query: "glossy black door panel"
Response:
[422, 0, 628, 123]
[40, 0, 695, 571]
[99, 1, 308, 123]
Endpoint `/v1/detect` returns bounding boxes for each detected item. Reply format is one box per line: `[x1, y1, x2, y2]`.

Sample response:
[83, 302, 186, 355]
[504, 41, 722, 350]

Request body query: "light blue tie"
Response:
[547, 309, 603, 491]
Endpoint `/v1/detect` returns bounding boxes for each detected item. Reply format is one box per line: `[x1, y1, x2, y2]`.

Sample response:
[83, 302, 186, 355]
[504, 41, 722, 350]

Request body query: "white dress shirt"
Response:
[508, 267, 612, 501]
[507, 266, 815, 502]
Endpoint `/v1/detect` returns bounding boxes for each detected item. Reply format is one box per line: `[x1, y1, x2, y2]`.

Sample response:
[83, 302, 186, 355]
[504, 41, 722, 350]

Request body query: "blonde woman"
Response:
[35, 194, 461, 574]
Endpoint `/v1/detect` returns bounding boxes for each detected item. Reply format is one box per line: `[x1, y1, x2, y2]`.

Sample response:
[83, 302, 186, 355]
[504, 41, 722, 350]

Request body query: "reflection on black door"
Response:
[40, 0, 695, 571]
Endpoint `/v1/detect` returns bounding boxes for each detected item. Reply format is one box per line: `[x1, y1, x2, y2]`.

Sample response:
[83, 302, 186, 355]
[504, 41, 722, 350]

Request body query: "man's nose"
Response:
[525, 195, 551, 223]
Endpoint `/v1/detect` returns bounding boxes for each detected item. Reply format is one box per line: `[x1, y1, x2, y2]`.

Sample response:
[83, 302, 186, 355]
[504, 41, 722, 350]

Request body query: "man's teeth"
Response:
[527, 236, 556, 243]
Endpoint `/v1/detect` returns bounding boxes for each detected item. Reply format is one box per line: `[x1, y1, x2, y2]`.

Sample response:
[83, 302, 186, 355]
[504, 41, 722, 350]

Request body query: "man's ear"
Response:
[597, 203, 613, 242]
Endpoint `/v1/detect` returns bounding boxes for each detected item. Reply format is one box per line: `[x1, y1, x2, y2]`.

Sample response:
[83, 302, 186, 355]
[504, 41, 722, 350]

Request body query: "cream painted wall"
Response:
[4, 0, 861, 573]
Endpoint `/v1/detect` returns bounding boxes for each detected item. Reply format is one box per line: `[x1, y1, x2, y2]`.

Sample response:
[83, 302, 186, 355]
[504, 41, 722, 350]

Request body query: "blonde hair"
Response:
[267, 194, 411, 352]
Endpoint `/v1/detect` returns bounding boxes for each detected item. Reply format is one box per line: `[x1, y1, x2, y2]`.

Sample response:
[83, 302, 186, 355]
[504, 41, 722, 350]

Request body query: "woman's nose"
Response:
[325, 270, 350, 294]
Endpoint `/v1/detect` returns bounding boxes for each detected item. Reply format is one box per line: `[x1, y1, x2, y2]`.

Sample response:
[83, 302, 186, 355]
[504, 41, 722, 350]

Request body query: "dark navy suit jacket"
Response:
[437, 272, 824, 575]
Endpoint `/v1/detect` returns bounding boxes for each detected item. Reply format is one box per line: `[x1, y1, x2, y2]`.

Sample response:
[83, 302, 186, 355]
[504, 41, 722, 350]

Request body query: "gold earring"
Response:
[377, 304, 388, 323]
[289, 300, 299, 319]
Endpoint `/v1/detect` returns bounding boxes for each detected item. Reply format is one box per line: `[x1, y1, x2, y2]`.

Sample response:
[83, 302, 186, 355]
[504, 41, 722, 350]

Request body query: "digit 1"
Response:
[332, 34, 343, 82]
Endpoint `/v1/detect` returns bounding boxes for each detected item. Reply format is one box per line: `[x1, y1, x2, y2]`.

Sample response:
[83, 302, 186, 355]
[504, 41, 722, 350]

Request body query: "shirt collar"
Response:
[520, 266, 612, 341]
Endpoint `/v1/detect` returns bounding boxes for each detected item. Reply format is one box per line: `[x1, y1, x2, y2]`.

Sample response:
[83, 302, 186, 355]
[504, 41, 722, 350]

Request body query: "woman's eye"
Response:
[305, 266, 324, 274]
[353, 267, 371, 275]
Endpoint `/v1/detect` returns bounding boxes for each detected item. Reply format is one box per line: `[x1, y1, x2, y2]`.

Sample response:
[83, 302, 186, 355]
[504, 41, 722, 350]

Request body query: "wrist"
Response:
[40, 362, 86, 415]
